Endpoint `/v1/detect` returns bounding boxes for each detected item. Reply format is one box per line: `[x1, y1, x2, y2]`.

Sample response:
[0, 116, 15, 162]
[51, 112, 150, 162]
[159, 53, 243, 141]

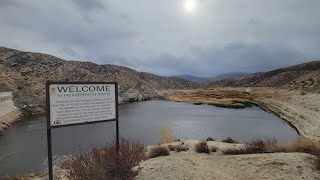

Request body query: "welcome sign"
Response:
[45, 82, 119, 180]
[47, 82, 118, 127]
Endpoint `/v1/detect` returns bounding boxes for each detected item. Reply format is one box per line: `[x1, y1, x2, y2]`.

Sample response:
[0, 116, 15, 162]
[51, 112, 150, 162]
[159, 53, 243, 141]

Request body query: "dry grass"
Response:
[167, 144, 189, 152]
[166, 89, 276, 106]
[222, 137, 238, 144]
[63, 138, 145, 180]
[159, 128, 176, 144]
[283, 138, 320, 154]
[195, 141, 210, 154]
[147, 146, 170, 159]
[222, 139, 276, 155]
[223, 138, 320, 158]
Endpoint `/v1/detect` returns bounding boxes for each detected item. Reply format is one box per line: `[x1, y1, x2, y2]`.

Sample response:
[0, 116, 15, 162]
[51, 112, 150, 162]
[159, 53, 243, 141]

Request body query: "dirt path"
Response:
[137, 152, 319, 180]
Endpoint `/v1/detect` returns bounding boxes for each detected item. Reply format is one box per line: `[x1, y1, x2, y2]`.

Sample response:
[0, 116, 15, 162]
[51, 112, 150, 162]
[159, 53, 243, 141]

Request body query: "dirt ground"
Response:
[136, 140, 320, 180]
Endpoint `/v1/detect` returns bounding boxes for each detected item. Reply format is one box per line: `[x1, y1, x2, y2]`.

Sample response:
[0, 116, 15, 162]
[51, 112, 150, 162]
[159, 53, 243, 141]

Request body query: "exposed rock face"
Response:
[0, 92, 21, 134]
[0, 47, 200, 114]
[209, 61, 320, 92]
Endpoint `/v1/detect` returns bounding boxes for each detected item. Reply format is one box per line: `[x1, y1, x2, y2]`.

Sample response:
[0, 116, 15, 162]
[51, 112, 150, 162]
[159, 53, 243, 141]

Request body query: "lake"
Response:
[0, 100, 299, 176]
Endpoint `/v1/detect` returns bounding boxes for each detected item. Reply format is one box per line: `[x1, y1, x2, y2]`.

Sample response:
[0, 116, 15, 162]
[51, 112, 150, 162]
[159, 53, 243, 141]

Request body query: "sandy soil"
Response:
[137, 140, 320, 180]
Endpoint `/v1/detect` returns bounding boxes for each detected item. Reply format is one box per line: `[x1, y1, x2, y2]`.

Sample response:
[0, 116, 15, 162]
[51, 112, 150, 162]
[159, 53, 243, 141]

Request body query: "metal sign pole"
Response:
[46, 81, 53, 180]
[47, 128, 53, 180]
[115, 83, 120, 154]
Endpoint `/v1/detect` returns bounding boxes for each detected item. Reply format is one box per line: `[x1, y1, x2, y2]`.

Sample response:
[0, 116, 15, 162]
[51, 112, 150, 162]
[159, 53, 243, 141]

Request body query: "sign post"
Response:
[46, 82, 119, 180]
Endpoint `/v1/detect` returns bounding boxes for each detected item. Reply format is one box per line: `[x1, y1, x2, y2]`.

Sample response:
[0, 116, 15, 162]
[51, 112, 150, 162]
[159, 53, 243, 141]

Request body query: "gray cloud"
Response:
[0, 0, 320, 77]
[0, 0, 19, 8]
[190, 43, 306, 75]
[72, 0, 104, 11]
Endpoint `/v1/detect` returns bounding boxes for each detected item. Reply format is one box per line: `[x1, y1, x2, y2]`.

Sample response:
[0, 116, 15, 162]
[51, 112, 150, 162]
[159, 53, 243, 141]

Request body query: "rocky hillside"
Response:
[209, 61, 320, 92]
[0, 47, 199, 114]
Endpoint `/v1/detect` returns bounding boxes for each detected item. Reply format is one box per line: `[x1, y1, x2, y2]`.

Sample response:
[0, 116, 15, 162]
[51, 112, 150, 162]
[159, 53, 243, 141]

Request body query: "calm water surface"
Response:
[0, 100, 299, 175]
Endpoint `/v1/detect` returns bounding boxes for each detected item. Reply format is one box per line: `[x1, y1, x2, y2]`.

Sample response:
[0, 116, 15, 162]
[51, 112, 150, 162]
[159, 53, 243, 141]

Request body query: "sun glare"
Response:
[184, 0, 197, 13]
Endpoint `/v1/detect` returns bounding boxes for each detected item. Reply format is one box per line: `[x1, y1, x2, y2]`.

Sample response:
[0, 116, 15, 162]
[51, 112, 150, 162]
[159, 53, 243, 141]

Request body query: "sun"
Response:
[184, 0, 197, 13]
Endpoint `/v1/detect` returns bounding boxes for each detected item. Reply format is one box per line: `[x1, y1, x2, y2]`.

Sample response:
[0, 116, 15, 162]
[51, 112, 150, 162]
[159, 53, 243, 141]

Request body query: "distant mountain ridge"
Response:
[174, 72, 248, 84]
[172, 75, 213, 83]
[0, 47, 200, 114]
[209, 61, 320, 92]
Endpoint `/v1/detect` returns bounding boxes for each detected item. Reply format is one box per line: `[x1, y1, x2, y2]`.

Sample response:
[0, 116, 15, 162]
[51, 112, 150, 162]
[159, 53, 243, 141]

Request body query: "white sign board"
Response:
[48, 83, 117, 127]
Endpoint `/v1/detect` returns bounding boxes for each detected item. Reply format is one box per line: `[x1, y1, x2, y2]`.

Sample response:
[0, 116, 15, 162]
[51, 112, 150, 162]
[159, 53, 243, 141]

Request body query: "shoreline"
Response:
[162, 88, 320, 141]
[254, 100, 301, 136]
[0, 92, 22, 135]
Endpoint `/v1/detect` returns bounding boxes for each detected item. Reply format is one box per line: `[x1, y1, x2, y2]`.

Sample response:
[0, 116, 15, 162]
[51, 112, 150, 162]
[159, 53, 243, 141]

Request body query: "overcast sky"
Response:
[1, 0, 320, 76]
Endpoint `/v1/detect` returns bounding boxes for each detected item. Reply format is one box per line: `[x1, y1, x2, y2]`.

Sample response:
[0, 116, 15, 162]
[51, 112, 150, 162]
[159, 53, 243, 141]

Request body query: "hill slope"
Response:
[0, 47, 199, 114]
[172, 75, 214, 83]
[175, 72, 247, 84]
[209, 61, 320, 92]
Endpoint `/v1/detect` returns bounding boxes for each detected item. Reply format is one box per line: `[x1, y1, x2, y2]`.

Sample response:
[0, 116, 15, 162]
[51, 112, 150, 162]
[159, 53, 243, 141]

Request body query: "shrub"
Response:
[222, 147, 247, 155]
[159, 128, 176, 144]
[210, 146, 218, 152]
[222, 138, 278, 155]
[168, 144, 189, 152]
[206, 137, 216, 141]
[147, 146, 170, 159]
[168, 144, 176, 151]
[195, 141, 210, 154]
[193, 102, 203, 105]
[222, 137, 238, 144]
[175, 145, 189, 152]
[63, 138, 145, 180]
[284, 138, 320, 155]
[222, 138, 320, 158]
